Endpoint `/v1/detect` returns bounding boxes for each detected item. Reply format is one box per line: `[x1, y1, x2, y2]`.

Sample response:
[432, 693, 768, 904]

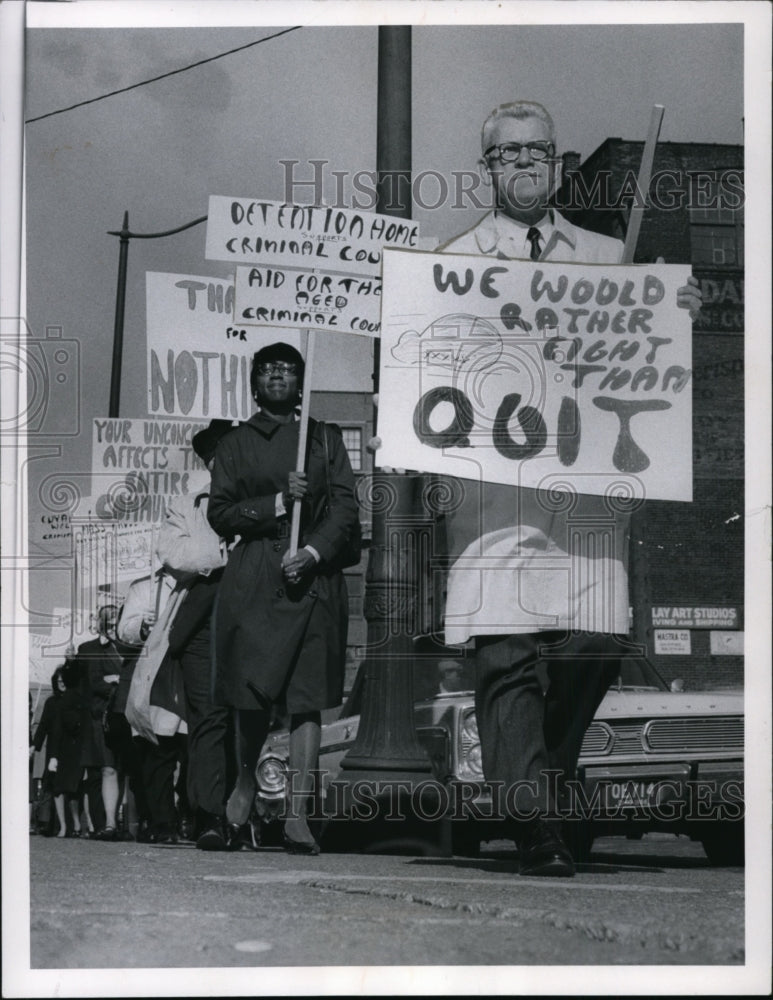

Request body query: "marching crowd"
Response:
[31, 341, 359, 854]
[30, 100, 703, 877]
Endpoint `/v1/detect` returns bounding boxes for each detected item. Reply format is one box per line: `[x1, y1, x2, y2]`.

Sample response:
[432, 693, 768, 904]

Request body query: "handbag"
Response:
[320, 422, 362, 570]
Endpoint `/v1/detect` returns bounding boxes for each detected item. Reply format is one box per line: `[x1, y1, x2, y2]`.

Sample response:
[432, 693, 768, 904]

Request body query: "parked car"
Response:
[254, 657, 744, 864]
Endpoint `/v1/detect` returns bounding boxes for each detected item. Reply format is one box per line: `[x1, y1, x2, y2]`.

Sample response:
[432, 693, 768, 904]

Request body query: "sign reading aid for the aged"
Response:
[206, 197, 419, 272]
[234, 265, 382, 336]
[146, 271, 301, 421]
[377, 250, 693, 501]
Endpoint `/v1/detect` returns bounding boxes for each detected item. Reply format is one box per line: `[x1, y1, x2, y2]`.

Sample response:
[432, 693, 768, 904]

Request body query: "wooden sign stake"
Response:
[622, 104, 664, 264]
[289, 328, 316, 556]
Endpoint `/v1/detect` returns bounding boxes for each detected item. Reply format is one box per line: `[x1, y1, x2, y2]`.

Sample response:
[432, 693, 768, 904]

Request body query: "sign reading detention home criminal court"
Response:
[377, 249, 693, 501]
[205, 196, 419, 272]
[234, 264, 382, 335]
[146, 271, 301, 420]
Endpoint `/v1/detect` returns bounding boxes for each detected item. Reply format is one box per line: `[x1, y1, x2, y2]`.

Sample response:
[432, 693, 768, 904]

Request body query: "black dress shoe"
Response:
[517, 820, 575, 877]
[196, 815, 228, 852]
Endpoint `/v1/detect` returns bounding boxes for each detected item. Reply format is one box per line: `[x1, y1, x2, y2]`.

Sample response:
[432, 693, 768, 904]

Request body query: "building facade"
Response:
[557, 139, 744, 690]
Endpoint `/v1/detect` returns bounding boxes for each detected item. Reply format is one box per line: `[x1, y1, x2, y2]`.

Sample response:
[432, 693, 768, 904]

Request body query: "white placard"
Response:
[234, 264, 382, 336]
[205, 196, 419, 273]
[377, 249, 693, 501]
[654, 629, 692, 655]
[146, 270, 301, 420]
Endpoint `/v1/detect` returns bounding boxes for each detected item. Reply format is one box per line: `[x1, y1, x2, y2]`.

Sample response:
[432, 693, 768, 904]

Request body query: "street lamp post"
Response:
[106, 211, 207, 417]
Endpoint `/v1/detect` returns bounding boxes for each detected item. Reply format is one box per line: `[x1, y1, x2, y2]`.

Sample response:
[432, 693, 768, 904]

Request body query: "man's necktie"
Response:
[527, 226, 542, 261]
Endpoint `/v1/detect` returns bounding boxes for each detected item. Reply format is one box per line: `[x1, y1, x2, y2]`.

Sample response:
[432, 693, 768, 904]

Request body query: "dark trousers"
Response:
[82, 765, 105, 832]
[181, 632, 232, 818]
[136, 733, 187, 831]
[474, 630, 624, 828]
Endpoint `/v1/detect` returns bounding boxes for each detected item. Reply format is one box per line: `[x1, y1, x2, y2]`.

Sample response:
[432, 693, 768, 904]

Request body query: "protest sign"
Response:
[146, 271, 301, 420]
[234, 264, 382, 335]
[205, 197, 419, 273]
[91, 416, 210, 518]
[377, 249, 693, 502]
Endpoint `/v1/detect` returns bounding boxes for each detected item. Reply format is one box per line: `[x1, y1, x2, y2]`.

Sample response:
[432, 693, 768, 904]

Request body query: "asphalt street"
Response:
[27, 831, 744, 972]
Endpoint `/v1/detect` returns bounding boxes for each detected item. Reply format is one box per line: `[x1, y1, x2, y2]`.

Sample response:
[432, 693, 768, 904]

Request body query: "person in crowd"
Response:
[207, 342, 359, 854]
[47, 662, 91, 837]
[437, 660, 465, 694]
[65, 606, 124, 838]
[119, 567, 187, 844]
[433, 100, 703, 877]
[156, 418, 238, 851]
[30, 667, 66, 835]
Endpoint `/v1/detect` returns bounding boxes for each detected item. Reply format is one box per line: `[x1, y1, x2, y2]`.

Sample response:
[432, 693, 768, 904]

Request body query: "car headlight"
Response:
[257, 755, 287, 796]
[459, 709, 483, 777]
[462, 710, 479, 743]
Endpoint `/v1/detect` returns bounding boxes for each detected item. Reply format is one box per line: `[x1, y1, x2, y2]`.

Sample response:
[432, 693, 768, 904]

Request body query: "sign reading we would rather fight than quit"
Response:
[377, 250, 693, 501]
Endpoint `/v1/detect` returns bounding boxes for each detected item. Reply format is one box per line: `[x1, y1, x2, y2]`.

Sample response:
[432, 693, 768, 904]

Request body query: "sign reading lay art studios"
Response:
[377, 250, 693, 501]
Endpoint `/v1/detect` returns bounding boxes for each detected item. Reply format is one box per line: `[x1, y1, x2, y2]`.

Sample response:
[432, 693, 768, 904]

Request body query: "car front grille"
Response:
[644, 716, 744, 752]
[580, 716, 743, 757]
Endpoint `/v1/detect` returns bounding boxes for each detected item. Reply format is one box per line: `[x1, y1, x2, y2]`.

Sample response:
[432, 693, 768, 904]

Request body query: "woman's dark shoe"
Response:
[95, 826, 117, 842]
[282, 834, 321, 856]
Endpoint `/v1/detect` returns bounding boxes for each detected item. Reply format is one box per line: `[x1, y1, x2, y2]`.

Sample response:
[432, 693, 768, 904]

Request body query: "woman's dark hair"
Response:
[249, 342, 305, 397]
[60, 662, 81, 691]
[51, 666, 66, 695]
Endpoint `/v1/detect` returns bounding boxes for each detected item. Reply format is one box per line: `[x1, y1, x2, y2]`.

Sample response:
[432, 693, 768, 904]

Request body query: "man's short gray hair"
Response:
[481, 101, 556, 154]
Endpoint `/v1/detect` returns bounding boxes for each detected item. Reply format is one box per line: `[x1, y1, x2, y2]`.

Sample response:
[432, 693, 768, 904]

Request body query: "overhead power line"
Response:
[25, 25, 302, 124]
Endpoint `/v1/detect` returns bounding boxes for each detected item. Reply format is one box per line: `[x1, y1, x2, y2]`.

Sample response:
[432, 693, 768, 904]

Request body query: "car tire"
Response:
[561, 819, 595, 862]
[451, 821, 481, 858]
[700, 822, 744, 866]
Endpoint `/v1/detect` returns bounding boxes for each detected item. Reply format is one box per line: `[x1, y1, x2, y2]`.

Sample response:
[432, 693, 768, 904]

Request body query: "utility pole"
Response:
[338, 27, 434, 793]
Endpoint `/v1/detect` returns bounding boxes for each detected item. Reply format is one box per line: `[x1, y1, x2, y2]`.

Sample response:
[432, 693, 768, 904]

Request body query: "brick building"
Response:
[556, 139, 744, 690]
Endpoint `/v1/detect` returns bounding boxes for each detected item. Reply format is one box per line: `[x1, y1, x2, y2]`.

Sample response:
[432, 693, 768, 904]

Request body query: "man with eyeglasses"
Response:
[436, 101, 702, 877]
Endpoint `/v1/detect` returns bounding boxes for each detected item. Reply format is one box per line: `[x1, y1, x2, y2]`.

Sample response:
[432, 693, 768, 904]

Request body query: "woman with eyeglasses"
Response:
[207, 342, 359, 854]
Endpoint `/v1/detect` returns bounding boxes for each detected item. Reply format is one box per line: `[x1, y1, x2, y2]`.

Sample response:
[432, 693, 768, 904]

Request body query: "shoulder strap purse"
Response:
[320, 421, 362, 570]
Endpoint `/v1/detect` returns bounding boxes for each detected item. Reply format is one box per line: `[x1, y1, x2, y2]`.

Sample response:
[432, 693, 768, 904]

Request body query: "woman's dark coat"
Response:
[207, 413, 359, 711]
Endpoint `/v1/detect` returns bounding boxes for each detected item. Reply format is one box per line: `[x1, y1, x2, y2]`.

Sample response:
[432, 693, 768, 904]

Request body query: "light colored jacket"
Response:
[438, 210, 630, 644]
[437, 208, 624, 264]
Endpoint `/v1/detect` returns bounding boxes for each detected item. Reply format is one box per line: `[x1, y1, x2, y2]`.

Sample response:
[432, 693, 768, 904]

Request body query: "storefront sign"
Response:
[693, 270, 744, 333]
[651, 606, 739, 628]
[710, 630, 744, 655]
[378, 249, 693, 500]
[654, 629, 691, 655]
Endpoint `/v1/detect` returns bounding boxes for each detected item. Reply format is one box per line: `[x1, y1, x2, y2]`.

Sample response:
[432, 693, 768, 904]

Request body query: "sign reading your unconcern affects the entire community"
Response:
[377, 249, 693, 502]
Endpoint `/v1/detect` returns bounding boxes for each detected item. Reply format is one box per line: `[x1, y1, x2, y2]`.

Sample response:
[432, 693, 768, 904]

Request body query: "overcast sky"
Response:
[19, 5, 750, 620]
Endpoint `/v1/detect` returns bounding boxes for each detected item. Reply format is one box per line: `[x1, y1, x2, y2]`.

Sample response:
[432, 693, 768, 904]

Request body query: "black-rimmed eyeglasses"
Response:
[484, 141, 555, 163]
[255, 362, 298, 376]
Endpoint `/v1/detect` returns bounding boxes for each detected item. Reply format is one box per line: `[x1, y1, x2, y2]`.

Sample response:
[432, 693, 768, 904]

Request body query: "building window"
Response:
[340, 426, 363, 471]
[689, 170, 744, 267]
